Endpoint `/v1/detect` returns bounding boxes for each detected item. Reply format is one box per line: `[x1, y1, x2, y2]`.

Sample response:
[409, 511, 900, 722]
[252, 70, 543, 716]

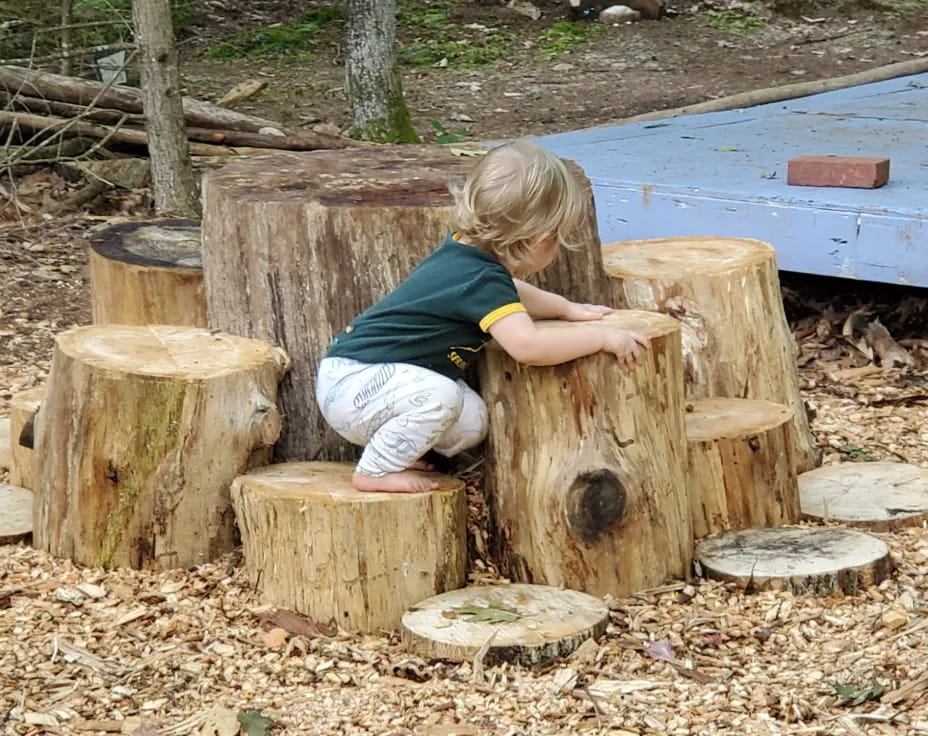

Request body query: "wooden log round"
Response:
[89, 219, 207, 327]
[201, 145, 612, 461]
[402, 584, 609, 666]
[602, 236, 818, 473]
[479, 310, 691, 599]
[230, 461, 466, 634]
[34, 325, 289, 570]
[686, 397, 799, 538]
[799, 462, 928, 531]
[695, 526, 891, 595]
[9, 387, 43, 491]
[0, 483, 32, 545]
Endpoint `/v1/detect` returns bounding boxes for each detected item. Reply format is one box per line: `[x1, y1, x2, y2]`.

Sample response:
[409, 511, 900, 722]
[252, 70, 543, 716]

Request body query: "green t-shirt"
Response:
[326, 234, 525, 378]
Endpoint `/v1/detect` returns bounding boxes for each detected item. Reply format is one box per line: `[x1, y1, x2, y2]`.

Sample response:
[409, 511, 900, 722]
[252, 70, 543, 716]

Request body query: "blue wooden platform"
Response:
[534, 73, 928, 286]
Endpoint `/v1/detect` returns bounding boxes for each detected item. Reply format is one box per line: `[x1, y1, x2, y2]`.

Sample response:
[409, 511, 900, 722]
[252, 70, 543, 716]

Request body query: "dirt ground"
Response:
[2, 1, 928, 734]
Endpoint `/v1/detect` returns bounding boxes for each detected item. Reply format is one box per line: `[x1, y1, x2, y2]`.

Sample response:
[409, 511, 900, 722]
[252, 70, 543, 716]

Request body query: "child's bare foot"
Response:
[409, 458, 434, 471]
[352, 470, 439, 493]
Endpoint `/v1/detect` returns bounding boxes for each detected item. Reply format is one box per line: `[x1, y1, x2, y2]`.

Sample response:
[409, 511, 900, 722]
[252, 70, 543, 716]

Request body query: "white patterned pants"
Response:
[316, 357, 488, 477]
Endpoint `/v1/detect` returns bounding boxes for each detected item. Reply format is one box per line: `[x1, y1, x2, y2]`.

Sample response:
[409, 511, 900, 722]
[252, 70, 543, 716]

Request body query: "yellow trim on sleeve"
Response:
[479, 302, 526, 332]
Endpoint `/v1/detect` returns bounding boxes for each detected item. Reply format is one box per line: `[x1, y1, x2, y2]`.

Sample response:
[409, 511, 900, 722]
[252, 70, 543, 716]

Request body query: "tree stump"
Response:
[799, 462, 928, 531]
[602, 236, 818, 473]
[0, 483, 32, 545]
[686, 397, 799, 538]
[201, 145, 611, 461]
[695, 526, 891, 595]
[34, 325, 289, 569]
[230, 461, 466, 633]
[10, 387, 43, 491]
[479, 310, 690, 599]
[89, 219, 206, 327]
[402, 584, 609, 666]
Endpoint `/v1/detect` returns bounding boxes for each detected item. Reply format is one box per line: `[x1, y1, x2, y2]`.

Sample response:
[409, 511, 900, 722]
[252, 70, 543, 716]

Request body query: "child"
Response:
[316, 140, 649, 493]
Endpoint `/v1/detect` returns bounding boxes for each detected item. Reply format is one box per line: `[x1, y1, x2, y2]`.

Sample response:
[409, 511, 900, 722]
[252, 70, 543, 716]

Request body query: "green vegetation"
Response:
[838, 443, 875, 462]
[538, 21, 603, 60]
[397, 0, 513, 68]
[430, 120, 473, 144]
[707, 9, 767, 35]
[204, 7, 343, 60]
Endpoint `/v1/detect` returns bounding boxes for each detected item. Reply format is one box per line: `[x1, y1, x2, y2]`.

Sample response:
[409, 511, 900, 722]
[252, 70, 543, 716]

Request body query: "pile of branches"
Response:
[0, 64, 355, 171]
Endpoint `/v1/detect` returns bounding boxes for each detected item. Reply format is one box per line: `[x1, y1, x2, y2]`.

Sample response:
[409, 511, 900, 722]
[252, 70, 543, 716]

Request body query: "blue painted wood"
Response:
[534, 74, 928, 286]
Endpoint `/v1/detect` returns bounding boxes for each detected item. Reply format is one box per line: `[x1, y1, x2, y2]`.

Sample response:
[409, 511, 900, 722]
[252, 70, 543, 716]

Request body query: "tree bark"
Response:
[201, 146, 612, 461]
[685, 397, 799, 538]
[230, 462, 466, 633]
[479, 311, 691, 599]
[345, 0, 419, 143]
[34, 325, 290, 569]
[10, 387, 43, 491]
[132, 0, 200, 216]
[89, 219, 207, 327]
[59, 0, 73, 77]
[603, 236, 820, 473]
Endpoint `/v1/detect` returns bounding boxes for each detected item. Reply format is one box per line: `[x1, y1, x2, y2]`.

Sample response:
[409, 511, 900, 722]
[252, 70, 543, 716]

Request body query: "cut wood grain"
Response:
[695, 526, 891, 595]
[603, 235, 819, 473]
[230, 462, 466, 633]
[0, 483, 32, 545]
[9, 387, 42, 491]
[402, 584, 609, 666]
[479, 310, 691, 598]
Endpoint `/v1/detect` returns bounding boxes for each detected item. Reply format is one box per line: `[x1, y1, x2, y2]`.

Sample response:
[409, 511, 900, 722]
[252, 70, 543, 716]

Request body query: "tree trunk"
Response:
[201, 146, 611, 461]
[345, 0, 419, 143]
[479, 311, 691, 599]
[230, 462, 466, 633]
[131, 0, 200, 216]
[59, 0, 73, 77]
[89, 219, 206, 327]
[10, 387, 43, 491]
[603, 236, 819, 473]
[402, 584, 609, 666]
[34, 325, 289, 569]
[685, 397, 799, 538]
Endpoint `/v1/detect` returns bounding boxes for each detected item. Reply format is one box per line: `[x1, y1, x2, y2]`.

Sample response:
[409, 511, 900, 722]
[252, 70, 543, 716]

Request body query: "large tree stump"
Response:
[602, 236, 818, 473]
[230, 462, 466, 633]
[402, 584, 609, 666]
[686, 397, 799, 538]
[10, 387, 43, 490]
[201, 145, 611, 461]
[479, 310, 690, 599]
[89, 219, 206, 327]
[34, 325, 289, 569]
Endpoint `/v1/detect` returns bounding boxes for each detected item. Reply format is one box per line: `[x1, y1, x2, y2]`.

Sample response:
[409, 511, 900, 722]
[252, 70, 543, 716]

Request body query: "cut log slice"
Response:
[695, 526, 891, 595]
[480, 310, 691, 598]
[35, 325, 289, 569]
[201, 145, 612, 461]
[799, 462, 928, 531]
[89, 219, 206, 327]
[686, 397, 799, 538]
[0, 483, 32, 545]
[10, 387, 43, 490]
[603, 236, 818, 473]
[402, 583, 609, 666]
[231, 462, 466, 634]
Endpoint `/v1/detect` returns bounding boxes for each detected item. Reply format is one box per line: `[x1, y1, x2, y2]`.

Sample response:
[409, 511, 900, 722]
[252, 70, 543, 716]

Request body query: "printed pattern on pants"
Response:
[316, 357, 488, 477]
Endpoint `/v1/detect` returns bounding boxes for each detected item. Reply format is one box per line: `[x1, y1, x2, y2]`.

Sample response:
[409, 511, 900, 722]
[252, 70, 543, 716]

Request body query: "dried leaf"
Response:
[238, 709, 275, 736]
[260, 627, 288, 649]
[259, 609, 335, 638]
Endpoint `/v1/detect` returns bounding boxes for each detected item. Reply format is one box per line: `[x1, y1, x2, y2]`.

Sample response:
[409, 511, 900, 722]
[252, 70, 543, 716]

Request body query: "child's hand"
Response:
[601, 328, 649, 369]
[563, 302, 614, 322]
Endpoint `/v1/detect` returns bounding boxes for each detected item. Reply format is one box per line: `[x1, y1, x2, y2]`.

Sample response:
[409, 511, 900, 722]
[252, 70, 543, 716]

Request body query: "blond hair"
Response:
[453, 140, 587, 265]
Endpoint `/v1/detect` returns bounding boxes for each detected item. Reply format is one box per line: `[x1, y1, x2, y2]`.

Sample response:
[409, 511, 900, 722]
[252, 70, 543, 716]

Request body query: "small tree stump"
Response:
[402, 584, 609, 666]
[800, 462, 928, 531]
[10, 387, 43, 491]
[686, 397, 799, 538]
[89, 219, 206, 327]
[602, 236, 818, 473]
[230, 461, 466, 633]
[35, 325, 289, 569]
[479, 310, 691, 598]
[0, 483, 32, 545]
[201, 146, 611, 461]
[695, 526, 891, 595]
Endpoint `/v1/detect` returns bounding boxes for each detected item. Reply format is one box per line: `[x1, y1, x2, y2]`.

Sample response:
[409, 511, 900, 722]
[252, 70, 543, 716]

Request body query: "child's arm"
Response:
[488, 311, 648, 370]
[514, 279, 614, 322]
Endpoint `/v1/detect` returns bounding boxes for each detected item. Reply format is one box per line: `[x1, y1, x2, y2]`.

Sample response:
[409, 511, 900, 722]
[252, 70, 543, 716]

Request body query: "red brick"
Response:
[787, 155, 890, 189]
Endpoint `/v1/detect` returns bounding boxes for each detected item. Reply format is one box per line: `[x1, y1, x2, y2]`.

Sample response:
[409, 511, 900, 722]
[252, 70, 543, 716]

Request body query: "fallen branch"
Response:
[0, 42, 135, 67]
[184, 125, 354, 150]
[4, 94, 146, 126]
